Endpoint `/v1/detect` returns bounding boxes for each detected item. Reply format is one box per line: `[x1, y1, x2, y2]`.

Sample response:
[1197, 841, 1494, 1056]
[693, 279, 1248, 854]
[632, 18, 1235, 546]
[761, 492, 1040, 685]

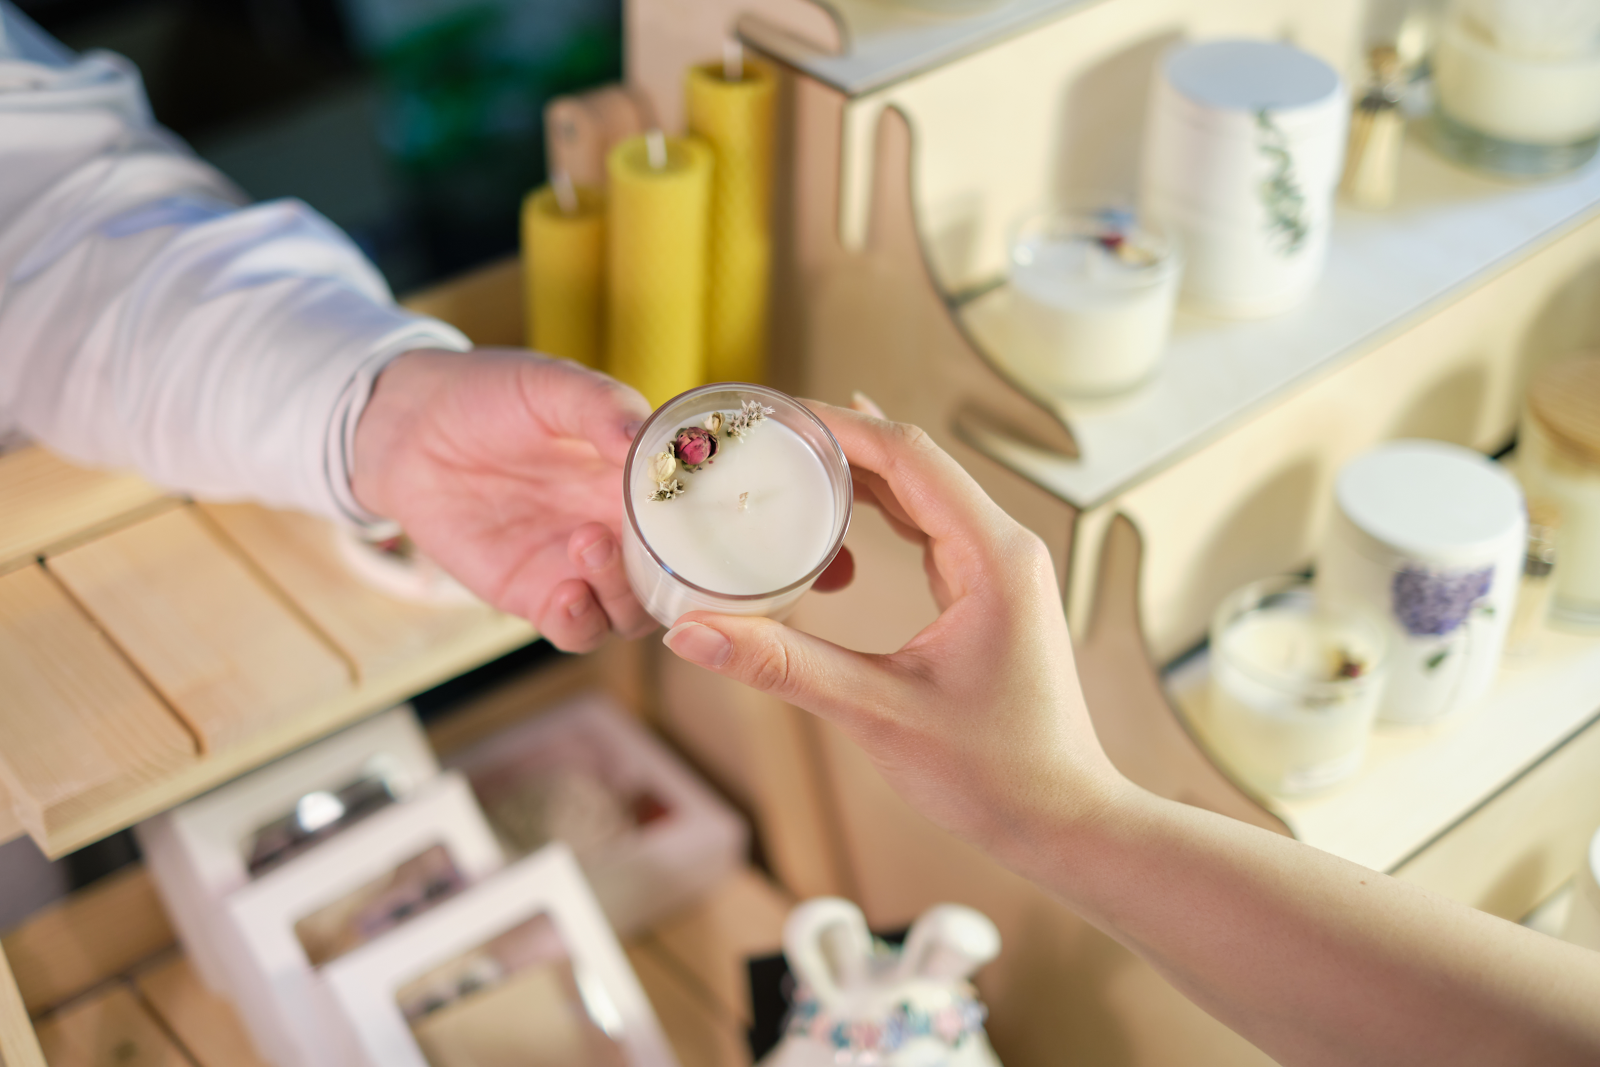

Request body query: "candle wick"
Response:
[723, 39, 744, 82]
[738, 491, 749, 512]
[646, 129, 667, 170]
[551, 170, 579, 216]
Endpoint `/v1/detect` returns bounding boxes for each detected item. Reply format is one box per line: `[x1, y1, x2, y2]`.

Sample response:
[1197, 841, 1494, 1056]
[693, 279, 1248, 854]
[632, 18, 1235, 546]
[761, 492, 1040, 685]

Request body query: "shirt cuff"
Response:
[324, 319, 472, 534]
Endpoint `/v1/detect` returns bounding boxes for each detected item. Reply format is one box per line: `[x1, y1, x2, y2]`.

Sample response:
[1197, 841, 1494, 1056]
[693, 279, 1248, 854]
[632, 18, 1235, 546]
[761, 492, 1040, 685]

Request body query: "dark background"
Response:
[17, 0, 623, 291]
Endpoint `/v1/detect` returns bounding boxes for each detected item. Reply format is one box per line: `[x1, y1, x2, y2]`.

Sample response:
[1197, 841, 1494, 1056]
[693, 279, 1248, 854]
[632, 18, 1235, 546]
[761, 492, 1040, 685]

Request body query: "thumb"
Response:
[662, 613, 894, 725]
[523, 357, 651, 466]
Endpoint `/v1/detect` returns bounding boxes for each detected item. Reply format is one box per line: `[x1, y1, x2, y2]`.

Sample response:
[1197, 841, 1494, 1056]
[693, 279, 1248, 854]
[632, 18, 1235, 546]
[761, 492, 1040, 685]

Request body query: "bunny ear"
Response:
[895, 904, 1002, 982]
[783, 897, 873, 1004]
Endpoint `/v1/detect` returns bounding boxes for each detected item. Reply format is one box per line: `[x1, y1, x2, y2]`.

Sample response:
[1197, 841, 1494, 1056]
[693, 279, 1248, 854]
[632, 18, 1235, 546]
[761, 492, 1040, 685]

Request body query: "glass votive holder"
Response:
[622, 383, 852, 628]
[1005, 203, 1181, 398]
[1429, 8, 1600, 177]
[1204, 576, 1390, 797]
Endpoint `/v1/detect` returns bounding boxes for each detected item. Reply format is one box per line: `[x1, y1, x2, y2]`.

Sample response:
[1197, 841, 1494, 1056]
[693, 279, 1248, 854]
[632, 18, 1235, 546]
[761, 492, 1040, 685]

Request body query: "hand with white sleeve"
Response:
[347, 347, 659, 652]
[661, 399, 1600, 1067]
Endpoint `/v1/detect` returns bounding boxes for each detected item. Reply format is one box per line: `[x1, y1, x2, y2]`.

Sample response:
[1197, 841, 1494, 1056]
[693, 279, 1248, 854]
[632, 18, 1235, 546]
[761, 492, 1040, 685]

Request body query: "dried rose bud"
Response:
[647, 450, 676, 484]
[673, 426, 719, 467]
[703, 411, 725, 434]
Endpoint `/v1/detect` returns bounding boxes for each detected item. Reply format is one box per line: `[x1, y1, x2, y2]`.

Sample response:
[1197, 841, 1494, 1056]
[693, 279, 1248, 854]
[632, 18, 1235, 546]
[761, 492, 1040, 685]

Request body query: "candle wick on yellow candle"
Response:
[723, 39, 744, 82]
[739, 491, 749, 511]
[551, 170, 579, 216]
[646, 129, 667, 170]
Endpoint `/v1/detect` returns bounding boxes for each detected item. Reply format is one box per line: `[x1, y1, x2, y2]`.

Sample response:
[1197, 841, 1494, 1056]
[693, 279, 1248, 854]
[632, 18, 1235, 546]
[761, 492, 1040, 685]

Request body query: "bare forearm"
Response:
[1009, 785, 1600, 1066]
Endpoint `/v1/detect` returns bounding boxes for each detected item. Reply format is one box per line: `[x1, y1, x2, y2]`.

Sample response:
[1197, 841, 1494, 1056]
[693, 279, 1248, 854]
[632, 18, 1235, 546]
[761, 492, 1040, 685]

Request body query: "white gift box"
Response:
[1142, 39, 1347, 318]
[135, 706, 440, 994]
[445, 692, 749, 935]
[322, 842, 679, 1067]
[1316, 441, 1525, 726]
[218, 771, 504, 1067]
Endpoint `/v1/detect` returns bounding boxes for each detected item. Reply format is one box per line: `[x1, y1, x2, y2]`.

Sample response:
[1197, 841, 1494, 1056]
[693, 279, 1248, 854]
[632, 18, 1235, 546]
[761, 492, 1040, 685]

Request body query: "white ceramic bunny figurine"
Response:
[759, 897, 1004, 1067]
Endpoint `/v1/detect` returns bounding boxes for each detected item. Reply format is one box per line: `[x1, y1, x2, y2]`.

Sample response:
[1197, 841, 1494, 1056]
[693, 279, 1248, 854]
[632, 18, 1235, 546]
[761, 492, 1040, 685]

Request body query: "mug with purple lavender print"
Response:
[1316, 441, 1526, 726]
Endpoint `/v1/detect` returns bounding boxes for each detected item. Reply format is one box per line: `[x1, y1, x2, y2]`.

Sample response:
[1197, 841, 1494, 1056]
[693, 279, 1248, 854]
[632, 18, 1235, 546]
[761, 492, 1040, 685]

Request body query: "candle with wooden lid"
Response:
[687, 48, 776, 384]
[521, 181, 604, 368]
[622, 384, 851, 627]
[606, 133, 713, 406]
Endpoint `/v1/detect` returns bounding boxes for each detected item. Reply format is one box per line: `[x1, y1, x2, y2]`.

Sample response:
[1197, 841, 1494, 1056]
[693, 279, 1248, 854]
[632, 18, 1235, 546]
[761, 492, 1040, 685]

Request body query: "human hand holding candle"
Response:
[350, 348, 659, 651]
[661, 402, 1600, 1066]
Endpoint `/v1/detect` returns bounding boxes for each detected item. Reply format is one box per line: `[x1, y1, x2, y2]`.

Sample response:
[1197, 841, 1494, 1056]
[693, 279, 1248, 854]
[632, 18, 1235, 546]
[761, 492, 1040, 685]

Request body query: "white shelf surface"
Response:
[747, 0, 1091, 96]
[1165, 625, 1600, 874]
[957, 141, 1600, 510]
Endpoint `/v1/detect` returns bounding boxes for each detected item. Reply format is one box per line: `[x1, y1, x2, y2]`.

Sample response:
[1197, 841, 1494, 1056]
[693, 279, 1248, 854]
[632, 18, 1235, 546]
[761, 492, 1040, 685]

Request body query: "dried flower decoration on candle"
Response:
[725, 399, 776, 439]
[645, 398, 778, 501]
[1092, 208, 1160, 267]
[674, 426, 720, 469]
[647, 450, 686, 501]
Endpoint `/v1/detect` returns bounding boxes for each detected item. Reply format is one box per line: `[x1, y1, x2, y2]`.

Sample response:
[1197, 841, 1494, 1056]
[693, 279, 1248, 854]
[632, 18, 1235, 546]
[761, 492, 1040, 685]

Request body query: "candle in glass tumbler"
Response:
[1006, 207, 1180, 397]
[623, 385, 851, 626]
[1204, 578, 1388, 797]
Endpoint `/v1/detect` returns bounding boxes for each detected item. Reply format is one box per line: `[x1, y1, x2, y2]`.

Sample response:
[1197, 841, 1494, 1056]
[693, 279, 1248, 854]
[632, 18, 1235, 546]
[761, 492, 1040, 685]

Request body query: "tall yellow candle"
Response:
[521, 183, 605, 368]
[686, 56, 776, 384]
[606, 134, 713, 406]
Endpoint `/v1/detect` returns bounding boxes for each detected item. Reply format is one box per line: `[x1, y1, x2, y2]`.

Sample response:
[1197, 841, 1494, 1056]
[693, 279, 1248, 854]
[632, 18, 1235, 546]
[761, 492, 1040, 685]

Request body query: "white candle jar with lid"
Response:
[1203, 577, 1390, 797]
[1430, 0, 1600, 177]
[1004, 205, 1182, 397]
[1518, 355, 1600, 627]
[623, 384, 852, 627]
[1316, 440, 1526, 726]
[1141, 39, 1347, 318]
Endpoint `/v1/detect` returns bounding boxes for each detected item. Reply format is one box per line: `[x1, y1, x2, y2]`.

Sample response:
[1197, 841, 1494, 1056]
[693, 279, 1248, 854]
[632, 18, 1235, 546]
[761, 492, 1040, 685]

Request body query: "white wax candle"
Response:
[1206, 595, 1385, 796]
[1006, 227, 1179, 397]
[622, 387, 850, 627]
[1435, 14, 1600, 145]
[633, 419, 835, 594]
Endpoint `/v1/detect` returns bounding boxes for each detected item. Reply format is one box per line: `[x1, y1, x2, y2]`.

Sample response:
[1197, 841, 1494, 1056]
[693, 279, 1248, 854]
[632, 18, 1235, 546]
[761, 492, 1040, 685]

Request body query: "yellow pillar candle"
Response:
[687, 57, 776, 384]
[521, 183, 605, 368]
[606, 134, 714, 406]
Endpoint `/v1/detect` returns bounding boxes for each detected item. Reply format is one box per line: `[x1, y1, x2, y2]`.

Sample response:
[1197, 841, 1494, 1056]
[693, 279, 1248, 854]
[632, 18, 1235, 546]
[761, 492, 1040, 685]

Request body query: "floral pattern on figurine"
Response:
[1391, 564, 1494, 636]
[781, 985, 989, 1058]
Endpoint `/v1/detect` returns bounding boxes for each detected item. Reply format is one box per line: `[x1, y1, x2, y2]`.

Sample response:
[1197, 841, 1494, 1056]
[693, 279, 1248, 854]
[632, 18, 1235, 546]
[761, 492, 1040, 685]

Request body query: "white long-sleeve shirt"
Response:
[0, 3, 470, 527]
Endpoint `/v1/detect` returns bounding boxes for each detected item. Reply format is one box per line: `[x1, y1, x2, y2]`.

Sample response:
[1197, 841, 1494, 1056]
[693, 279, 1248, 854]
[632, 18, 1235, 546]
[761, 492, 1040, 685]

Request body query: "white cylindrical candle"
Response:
[1004, 207, 1181, 397]
[1432, 5, 1600, 176]
[622, 384, 852, 627]
[1316, 441, 1526, 726]
[1203, 577, 1389, 797]
[1519, 355, 1600, 627]
[1141, 39, 1347, 319]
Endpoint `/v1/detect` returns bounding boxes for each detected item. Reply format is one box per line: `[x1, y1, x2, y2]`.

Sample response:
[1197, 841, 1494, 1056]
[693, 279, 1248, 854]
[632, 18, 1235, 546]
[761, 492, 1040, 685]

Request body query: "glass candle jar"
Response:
[1519, 355, 1600, 628]
[1204, 577, 1389, 797]
[1004, 205, 1181, 397]
[1430, 2, 1600, 177]
[622, 384, 852, 627]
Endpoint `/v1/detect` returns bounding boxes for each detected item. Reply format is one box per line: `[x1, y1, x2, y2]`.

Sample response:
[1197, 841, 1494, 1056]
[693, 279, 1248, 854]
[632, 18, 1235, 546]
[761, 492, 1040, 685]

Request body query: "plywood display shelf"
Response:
[745, 0, 1093, 96]
[1167, 620, 1600, 910]
[958, 143, 1600, 510]
[1, 863, 790, 1067]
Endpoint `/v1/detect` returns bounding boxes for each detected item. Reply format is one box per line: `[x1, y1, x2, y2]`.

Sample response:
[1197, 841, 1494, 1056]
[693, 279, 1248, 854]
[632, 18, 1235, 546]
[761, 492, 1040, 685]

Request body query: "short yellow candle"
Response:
[521, 183, 605, 368]
[687, 58, 776, 384]
[606, 134, 713, 406]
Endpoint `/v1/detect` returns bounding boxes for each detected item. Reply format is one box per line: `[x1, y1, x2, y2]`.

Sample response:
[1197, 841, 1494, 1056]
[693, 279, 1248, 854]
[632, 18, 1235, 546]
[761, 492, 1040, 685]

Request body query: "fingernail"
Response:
[623, 419, 645, 440]
[662, 622, 731, 668]
[580, 537, 615, 571]
[567, 596, 588, 619]
[850, 391, 887, 419]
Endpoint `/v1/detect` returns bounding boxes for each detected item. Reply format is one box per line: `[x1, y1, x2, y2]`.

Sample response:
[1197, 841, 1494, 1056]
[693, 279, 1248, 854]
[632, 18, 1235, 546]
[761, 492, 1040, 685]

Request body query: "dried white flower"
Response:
[703, 411, 725, 433]
[647, 450, 677, 485]
[725, 399, 776, 439]
[649, 478, 686, 502]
